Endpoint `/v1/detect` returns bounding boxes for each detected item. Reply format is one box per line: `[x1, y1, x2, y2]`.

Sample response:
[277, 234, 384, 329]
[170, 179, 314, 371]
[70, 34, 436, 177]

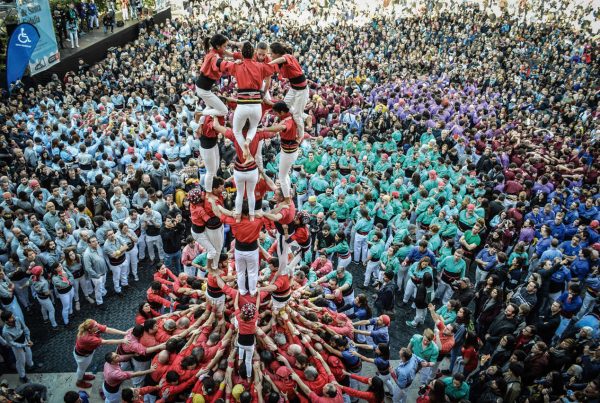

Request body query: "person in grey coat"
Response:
[83, 236, 108, 307]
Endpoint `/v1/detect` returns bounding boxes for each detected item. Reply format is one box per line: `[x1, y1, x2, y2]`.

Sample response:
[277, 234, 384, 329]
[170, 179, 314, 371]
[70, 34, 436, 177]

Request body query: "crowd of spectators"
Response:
[0, 0, 598, 402]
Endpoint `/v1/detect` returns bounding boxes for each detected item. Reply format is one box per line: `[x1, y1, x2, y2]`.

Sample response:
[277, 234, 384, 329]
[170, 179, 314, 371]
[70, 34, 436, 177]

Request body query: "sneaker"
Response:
[83, 374, 96, 381]
[75, 301, 80, 311]
[85, 296, 95, 304]
[19, 376, 29, 384]
[405, 320, 417, 328]
[133, 276, 139, 282]
[76, 379, 92, 388]
[99, 387, 106, 399]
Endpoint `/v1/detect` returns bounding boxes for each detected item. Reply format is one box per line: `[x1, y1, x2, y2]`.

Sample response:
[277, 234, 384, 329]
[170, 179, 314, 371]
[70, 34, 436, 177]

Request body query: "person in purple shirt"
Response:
[402, 241, 437, 268]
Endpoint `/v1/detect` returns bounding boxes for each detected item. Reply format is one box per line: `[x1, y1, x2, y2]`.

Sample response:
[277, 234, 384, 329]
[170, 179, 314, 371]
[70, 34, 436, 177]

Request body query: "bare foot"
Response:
[249, 215, 255, 222]
[235, 214, 241, 223]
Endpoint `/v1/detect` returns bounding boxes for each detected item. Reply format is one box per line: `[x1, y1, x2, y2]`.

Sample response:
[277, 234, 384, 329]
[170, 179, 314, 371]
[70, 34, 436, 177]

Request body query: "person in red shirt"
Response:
[147, 281, 177, 311]
[261, 101, 301, 200]
[196, 34, 240, 117]
[286, 211, 311, 259]
[269, 42, 310, 138]
[218, 42, 277, 152]
[154, 264, 177, 287]
[289, 359, 343, 403]
[199, 177, 226, 272]
[262, 189, 296, 274]
[188, 187, 209, 244]
[212, 117, 276, 219]
[197, 116, 223, 192]
[234, 291, 260, 380]
[253, 171, 277, 212]
[73, 319, 127, 388]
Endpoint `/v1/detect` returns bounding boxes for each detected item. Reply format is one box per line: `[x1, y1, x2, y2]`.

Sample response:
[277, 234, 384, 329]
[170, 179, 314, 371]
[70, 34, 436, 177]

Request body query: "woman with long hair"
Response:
[134, 302, 160, 326]
[321, 231, 351, 270]
[196, 34, 240, 117]
[268, 42, 310, 137]
[73, 319, 127, 388]
[27, 266, 58, 330]
[339, 375, 386, 403]
[63, 247, 94, 309]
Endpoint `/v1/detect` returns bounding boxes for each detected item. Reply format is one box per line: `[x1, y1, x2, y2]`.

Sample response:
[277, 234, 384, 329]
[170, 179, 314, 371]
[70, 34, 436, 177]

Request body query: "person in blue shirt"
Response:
[474, 244, 498, 284]
[403, 241, 437, 268]
[555, 283, 584, 341]
[570, 248, 592, 280]
[353, 314, 390, 348]
[391, 347, 433, 403]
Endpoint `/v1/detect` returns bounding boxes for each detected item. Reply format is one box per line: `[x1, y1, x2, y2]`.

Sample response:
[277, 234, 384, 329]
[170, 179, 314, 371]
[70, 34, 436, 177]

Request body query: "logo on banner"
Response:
[5, 23, 40, 90]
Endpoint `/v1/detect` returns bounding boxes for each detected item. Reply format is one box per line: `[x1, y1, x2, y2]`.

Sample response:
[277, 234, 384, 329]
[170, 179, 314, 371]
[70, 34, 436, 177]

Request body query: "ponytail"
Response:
[204, 33, 229, 53]
[241, 41, 254, 59]
[270, 42, 292, 56]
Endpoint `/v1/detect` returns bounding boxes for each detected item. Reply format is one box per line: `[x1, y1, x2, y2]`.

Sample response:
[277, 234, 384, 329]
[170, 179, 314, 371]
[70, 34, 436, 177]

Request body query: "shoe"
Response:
[405, 320, 417, 328]
[99, 387, 105, 399]
[86, 296, 95, 304]
[77, 380, 92, 388]
[19, 376, 29, 384]
[51, 327, 59, 331]
[83, 374, 96, 381]
[75, 301, 80, 311]
[133, 276, 139, 282]
[26, 362, 43, 371]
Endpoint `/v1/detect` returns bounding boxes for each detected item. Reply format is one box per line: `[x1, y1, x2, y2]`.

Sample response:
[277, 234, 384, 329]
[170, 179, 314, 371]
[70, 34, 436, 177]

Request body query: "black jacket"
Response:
[375, 281, 395, 312]
[160, 224, 184, 254]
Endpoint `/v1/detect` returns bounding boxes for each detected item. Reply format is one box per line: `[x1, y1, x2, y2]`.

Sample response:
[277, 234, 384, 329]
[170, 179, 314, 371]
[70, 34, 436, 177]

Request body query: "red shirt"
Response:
[291, 225, 310, 245]
[273, 274, 291, 297]
[199, 50, 241, 82]
[235, 309, 258, 336]
[279, 201, 296, 225]
[220, 58, 277, 93]
[190, 202, 210, 227]
[75, 324, 107, 355]
[279, 115, 299, 153]
[220, 215, 266, 244]
[277, 54, 306, 88]
[254, 178, 269, 201]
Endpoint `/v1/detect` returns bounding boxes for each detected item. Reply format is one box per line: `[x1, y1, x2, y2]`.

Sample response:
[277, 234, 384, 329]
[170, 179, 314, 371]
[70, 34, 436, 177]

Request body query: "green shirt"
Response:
[302, 201, 324, 215]
[463, 230, 481, 248]
[303, 158, 320, 174]
[317, 194, 336, 210]
[354, 218, 374, 234]
[442, 377, 470, 400]
[409, 334, 439, 362]
[324, 270, 352, 287]
[436, 305, 457, 325]
[438, 256, 466, 277]
[330, 203, 350, 220]
[369, 240, 386, 260]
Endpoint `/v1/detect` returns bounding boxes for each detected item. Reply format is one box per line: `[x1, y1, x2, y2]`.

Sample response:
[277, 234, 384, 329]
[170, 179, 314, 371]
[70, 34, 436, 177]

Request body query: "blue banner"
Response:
[6, 23, 40, 89]
[17, 0, 60, 75]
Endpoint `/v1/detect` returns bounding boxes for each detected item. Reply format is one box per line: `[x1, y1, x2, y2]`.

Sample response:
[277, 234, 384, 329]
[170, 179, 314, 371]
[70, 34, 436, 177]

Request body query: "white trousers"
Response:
[57, 288, 75, 325]
[12, 345, 33, 378]
[234, 168, 258, 215]
[235, 248, 259, 295]
[91, 275, 107, 305]
[197, 227, 224, 270]
[68, 30, 79, 48]
[145, 235, 164, 261]
[338, 255, 351, 270]
[37, 296, 57, 328]
[278, 150, 298, 198]
[126, 246, 139, 279]
[197, 88, 228, 116]
[397, 265, 409, 293]
[413, 307, 426, 325]
[237, 342, 255, 380]
[102, 383, 121, 403]
[364, 260, 380, 287]
[436, 281, 454, 305]
[276, 233, 289, 272]
[73, 349, 94, 381]
[391, 383, 408, 403]
[255, 140, 265, 171]
[109, 261, 128, 293]
[200, 145, 220, 191]
[121, 6, 129, 20]
[233, 104, 261, 145]
[283, 87, 309, 136]
[353, 233, 368, 264]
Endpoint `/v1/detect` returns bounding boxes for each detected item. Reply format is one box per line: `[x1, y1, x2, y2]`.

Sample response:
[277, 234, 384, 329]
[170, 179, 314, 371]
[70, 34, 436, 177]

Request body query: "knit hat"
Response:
[379, 315, 391, 326]
[187, 188, 204, 205]
[240, 303, 256, 321]
[591, 220, 599, 229]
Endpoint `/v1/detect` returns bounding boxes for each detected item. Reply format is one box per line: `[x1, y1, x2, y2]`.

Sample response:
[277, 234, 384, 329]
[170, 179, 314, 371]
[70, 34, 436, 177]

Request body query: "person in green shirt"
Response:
[317, 187, 335, 210]
[302, 196, 324, 216]
[436, 249, 467, 304]
[459, 222, 483, 261]
[440, 215, 459, 240]
[374, 195, 394, 227]
[407, 328, 439, 386]
[458, 204, 478, 231]
[302, 151, 321, 175]
[402, 256, 434, 305]
[362, 231, 385, 288]
[353, 209, 374, 265]
[381, 246, 400, 275]
[310, 169, 329, 195]
[417, 204, 437, 229]
[427, 225, 442, 253]
[430, 300, 459, 325]
[442, 374, 470, 401]
[321, 231, 351, 270]
[330, 196, 350, 222]
[294, 171, 309, 207]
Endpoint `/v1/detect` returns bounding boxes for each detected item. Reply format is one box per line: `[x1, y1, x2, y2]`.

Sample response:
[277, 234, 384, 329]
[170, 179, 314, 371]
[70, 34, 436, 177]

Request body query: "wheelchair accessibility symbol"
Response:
[18, 28, 32, 44]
